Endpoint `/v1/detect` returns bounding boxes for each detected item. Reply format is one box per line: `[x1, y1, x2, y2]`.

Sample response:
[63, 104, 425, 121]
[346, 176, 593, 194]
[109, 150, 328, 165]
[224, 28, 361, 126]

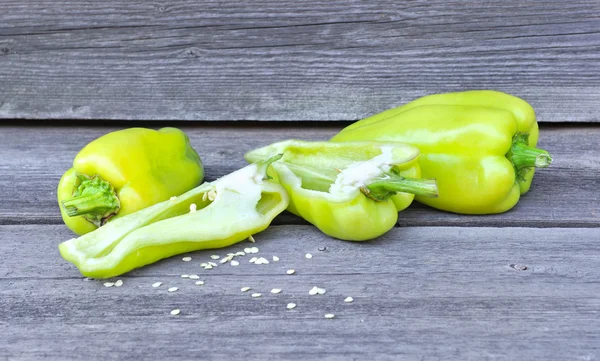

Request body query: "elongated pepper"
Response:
[332, 91, 552, 214]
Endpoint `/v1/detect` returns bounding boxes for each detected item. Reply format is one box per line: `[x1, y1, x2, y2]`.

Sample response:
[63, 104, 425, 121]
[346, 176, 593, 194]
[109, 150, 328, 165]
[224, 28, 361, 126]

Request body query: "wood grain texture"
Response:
[1, 0, 599, 121]
[1, 224, 599, 360]
[0, 124, 598, 227]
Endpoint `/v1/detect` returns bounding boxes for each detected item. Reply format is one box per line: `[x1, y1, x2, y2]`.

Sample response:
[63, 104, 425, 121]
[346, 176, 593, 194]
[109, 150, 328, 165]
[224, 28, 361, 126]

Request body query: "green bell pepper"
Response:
[58, 156, 288, 278]
[245, 140, 438, 241]
[58, 127, 204, 235]
[332, 90, 552, 214]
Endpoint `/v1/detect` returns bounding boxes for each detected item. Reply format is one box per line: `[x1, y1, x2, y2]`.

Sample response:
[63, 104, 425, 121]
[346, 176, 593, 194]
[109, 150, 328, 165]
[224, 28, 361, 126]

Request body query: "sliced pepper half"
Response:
[245, 141, 438, 241]
[58, 156, 289, 279]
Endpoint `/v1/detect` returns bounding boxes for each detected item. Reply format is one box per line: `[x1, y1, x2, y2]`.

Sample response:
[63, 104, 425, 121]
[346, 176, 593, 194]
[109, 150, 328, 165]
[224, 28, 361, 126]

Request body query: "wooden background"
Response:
[1, 1, 599, 360]
[1, 0, 600, 121]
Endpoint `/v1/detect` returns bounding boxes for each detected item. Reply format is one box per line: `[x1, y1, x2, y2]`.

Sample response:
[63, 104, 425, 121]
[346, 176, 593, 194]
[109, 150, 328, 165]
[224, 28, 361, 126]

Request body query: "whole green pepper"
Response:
[58, 156, 288, 278]
[246, 140, 437, 241]
[331, 91, 552, 214]
[58, 127, 204, 235]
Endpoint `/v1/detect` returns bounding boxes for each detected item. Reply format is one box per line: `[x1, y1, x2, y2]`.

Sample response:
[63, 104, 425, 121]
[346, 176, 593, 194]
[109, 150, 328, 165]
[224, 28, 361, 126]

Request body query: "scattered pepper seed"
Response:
[249, 257, 258, 263]
[286, 269, 295, 275]
[189, 274, 200, 280]
[244, 247, 252, 253]
[324, 313, 335, 319]
[182, 256, 192, 262]
[152, 282, 163, 288]
[168, 287, 179, 293]
[318, 246, 326, 251]
[255, 257, 269, 265]
[251, 293, 262, 298]
[287, 303, 297, 310]
[230, 260, 240, 266]
[210, 255, 220, 260]
[181, 274, 189, 278]
[170, 309, 181, 316]
[189, 203, 197, 212]
[235, 251, 246, 256]
[272, 256, 280, 262]
[195, 281, 205, 286]
[271, 288, 282, 294]
[305, 253, 313, 259]
[344, 297, 354, 303]
[103, 282, 115, 288]
[241, 287, 251, 292]
[317, 287, 326, 295]
[114, 279, 123, 287]
[204, 264, 213, 270]
[219, 258, 229, 264]
[250, 246, 259, 253]
[309, 287, 319, 296]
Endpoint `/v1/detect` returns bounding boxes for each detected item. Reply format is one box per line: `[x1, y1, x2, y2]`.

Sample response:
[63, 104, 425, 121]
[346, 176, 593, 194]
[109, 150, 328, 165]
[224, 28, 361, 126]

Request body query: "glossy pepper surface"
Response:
[57, 127, 204, 235]
[331, 90, 552, 214]
[58, 156, 289, 278]
[245, 140, 437, 241]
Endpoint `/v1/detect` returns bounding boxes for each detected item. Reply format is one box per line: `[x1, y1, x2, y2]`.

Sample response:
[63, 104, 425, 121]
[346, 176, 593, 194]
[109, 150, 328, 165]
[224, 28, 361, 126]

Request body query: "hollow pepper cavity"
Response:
[57, 127, 204, 235]
[58, 155, 289, 278]
[245, 140, 437, 241]
[331, 90, 552, 214]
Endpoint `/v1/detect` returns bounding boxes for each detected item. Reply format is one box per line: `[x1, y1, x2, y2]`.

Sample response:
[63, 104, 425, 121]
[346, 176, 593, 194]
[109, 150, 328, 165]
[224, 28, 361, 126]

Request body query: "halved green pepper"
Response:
[332, 91, 552, 214]
[58, 156, 288, 278]
[58, 127, 204, 235]
[245, 141, 437, 241]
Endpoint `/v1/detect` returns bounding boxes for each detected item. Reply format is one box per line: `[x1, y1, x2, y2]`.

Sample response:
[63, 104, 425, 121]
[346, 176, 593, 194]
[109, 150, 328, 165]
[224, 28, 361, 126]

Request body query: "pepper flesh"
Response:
[332, 91, 552, 214]
[245, 140, 437, 241]
[58, 156, 289, 278]
[57, 127, 204, 235]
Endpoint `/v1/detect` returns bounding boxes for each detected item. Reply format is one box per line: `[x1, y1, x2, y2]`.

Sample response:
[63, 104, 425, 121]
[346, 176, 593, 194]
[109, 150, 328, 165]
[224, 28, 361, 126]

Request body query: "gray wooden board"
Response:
[0, 224, 599, 360]
[1, 0, 600, 122]
[0, 124, 598, 227]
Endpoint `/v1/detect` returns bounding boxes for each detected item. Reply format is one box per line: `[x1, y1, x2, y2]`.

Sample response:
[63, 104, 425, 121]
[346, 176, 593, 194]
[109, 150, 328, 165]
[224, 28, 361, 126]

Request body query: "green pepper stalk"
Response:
[362, 172, 438, 202]
[246, 140, 438, 241]
[506, 133, 552, 180]
[58, 155, 288, 279]
[61, 175, 121, 226]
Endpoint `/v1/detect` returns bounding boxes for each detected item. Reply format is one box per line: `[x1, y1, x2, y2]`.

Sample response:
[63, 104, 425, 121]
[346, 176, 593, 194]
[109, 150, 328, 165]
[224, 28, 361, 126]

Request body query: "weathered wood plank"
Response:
[1, 224, 599, 360]
[1, 0, 599, 121]
[0, 124, 598, 228]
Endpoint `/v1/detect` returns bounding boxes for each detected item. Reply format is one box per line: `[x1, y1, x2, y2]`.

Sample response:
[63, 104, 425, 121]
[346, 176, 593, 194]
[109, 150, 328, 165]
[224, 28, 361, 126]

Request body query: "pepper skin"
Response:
[57, 127, 204, 235]
[331, 91, 552, 214]
[58, 156, 289, 278]
[245, 140, 437, 241]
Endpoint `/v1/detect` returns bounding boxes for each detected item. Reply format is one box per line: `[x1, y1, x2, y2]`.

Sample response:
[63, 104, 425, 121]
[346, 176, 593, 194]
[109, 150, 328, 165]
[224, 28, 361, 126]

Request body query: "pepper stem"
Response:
[362, 173, 438, 202]
[257, 154, 283, 179]
[61, 175, 120, 227]
[506, 133, 553, 180]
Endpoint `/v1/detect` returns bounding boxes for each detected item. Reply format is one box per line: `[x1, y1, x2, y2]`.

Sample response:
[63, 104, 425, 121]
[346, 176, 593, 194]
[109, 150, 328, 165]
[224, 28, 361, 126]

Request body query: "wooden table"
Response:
[1, 1, 599, 360]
